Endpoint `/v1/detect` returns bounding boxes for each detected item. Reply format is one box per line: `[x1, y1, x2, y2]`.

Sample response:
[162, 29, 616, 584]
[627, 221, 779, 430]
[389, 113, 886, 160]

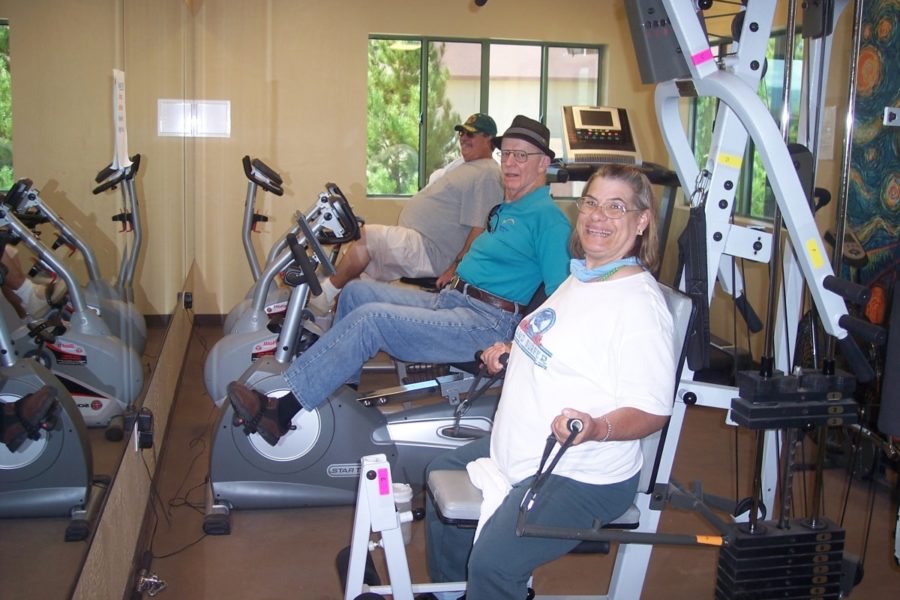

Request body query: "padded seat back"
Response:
[637, 284, 696, 494]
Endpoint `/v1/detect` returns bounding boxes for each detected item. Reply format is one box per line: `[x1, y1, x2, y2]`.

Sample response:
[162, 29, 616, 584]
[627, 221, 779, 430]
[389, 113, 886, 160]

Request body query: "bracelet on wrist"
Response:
[599, 415, 612, 442]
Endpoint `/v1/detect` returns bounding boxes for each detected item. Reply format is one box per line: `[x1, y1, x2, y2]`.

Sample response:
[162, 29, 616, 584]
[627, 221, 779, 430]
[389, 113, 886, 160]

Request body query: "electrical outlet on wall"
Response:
[885, 107, 899, 127]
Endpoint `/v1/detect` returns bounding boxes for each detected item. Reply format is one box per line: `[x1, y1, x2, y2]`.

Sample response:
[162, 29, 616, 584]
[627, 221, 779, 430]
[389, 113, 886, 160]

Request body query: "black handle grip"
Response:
[251, 158, 283, 185]
[93, 171, 126, 194]
[126, 154, 141, 179]
[325, 182, 347, 201]
[813, 187, 831, 213]
[823, 275, 871, 307]
[474, 350, 509, 368]
[836, 335, 875, 383]
[735, 294, 763, 333]
[567, 418, 584, 433]
[839, 314, 887, 346]
[95, 164, 117, 183]
[95, 154, 140, 186]
[286, 235, 322, 297]
[243, 155, 284, 195]
[317, 193, 361, 244]
[4, 179, 34, 210]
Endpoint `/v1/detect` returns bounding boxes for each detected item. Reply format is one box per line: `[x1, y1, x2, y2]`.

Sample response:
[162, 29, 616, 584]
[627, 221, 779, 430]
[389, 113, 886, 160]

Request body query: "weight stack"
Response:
[716, 519, 845, 599]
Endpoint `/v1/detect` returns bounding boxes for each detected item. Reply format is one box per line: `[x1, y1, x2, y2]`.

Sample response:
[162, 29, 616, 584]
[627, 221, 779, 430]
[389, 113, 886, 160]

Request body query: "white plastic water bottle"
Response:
[392, 482, 413, 545]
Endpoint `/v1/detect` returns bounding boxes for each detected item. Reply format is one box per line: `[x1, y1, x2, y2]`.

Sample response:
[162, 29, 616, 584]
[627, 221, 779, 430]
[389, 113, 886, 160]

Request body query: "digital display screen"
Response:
[579, 109, 614, 127]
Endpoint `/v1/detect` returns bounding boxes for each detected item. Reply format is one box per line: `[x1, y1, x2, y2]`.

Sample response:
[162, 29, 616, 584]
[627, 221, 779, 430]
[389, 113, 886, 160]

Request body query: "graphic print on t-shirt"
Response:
[514, 308, 555, 369]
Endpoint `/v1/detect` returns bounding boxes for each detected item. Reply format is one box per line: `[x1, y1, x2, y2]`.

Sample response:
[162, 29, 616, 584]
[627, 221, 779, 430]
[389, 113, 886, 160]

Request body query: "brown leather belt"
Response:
[451, 277, 522, 314]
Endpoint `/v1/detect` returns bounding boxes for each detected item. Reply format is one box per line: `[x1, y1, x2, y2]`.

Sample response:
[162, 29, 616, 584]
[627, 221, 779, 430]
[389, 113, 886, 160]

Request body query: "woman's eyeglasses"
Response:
[575, 197, 643, 220]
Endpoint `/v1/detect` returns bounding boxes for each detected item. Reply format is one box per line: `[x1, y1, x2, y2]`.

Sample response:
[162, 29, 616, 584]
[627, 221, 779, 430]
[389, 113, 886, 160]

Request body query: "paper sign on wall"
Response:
[112, 69, 132, 170]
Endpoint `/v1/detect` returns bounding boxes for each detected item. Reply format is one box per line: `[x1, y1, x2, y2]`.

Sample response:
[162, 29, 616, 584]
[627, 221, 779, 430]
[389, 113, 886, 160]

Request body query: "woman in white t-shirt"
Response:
[424, 164, 676, 600]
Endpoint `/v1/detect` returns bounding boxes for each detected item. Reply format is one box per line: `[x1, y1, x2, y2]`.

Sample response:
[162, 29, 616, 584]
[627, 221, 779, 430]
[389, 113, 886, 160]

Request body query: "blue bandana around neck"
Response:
[570, 256, 642, 282]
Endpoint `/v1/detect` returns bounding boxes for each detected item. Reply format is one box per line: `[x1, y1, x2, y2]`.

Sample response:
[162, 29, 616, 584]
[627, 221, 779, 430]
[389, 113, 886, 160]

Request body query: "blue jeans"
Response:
[425, 436, 640, 600]
[282, 280, 521, 411]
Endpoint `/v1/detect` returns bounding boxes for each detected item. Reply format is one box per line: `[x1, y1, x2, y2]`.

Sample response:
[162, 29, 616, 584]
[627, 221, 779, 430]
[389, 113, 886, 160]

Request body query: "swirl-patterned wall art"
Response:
[849, 0, 899, 298]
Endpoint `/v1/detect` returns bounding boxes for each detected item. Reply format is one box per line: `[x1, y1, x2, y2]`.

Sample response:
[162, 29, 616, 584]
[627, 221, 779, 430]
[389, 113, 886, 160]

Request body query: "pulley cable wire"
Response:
[859, 470, 878, 566]
[731, 256, 741, 503]
[835, 416, 877, 573]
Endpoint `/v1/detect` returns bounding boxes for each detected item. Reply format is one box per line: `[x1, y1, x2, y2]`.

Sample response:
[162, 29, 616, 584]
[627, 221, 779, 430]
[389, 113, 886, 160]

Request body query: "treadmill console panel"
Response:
[562, 106, 642, 165]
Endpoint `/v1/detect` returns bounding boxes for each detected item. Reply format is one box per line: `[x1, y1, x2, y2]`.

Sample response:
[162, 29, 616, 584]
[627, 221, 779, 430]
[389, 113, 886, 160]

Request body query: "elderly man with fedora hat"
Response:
[309, 113, 503, 316]
[226, 115, 571, 447]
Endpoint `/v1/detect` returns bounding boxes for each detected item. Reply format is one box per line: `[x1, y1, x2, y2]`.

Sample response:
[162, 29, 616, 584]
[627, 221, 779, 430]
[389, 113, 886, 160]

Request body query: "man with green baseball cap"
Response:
[454, 112, 498, 138]
[309, 112, 502, 317]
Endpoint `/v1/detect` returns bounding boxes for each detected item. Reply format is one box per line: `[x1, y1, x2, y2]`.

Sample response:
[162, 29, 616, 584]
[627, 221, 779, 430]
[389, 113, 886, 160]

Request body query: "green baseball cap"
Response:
[454, 113, 497, 137]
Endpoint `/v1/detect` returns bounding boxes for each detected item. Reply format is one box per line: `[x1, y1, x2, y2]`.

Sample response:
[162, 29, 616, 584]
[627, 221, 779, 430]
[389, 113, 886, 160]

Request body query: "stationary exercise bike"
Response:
[0, 240, 99, 542]
[204, 188, 351, 404]
[202, 192, 500, 535]
[2, 183, 143, 438]
[221, 156, 295, 334]
[11, 176, 146, 353]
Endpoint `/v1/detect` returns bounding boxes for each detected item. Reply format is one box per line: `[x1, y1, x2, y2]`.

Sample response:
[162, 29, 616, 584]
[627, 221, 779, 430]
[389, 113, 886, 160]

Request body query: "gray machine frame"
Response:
[2, 182, 143, 431]
[203, 191, 500, 536]
[345, 1, 883, 598]
[0, 252, 102, 541]
[12, 180, 146, 354]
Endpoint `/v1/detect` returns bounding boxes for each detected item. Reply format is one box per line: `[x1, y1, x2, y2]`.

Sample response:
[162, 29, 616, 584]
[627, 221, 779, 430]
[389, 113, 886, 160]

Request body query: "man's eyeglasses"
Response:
[486, 203, 501, 233]
[575, 197, 643, 220]
[458, 130, 481, 139]
[495, 149, 543, 163]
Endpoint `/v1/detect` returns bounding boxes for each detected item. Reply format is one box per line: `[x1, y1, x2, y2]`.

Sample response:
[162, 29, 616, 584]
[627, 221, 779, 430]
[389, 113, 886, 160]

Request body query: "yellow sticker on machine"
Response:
[807, 239, 825, 269]
[717, 153, 742, 169]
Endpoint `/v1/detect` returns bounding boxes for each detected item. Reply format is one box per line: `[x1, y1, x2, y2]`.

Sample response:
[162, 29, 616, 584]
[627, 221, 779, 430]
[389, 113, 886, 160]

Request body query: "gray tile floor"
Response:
[145, 324, 900, 599]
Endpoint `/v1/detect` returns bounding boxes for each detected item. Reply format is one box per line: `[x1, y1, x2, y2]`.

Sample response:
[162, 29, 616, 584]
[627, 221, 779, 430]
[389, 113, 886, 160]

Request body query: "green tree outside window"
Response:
[0, 24, 13, 191]
[367, 39, 460, 195]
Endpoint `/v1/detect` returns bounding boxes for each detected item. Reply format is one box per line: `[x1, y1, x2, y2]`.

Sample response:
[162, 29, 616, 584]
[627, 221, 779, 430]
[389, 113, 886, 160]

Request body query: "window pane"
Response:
[424, 41, 481, 184]
[367, 39, 422, 195]
[748, 34, 804, 218]
[488, 44, 541, 134]
[547, 46, 600, 197]
[546, 47, 598, 147]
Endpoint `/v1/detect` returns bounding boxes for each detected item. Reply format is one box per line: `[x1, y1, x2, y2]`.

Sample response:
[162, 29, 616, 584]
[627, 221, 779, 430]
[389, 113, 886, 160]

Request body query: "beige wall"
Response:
[0, 0, 191, 316]
[187, 0, 660, 314]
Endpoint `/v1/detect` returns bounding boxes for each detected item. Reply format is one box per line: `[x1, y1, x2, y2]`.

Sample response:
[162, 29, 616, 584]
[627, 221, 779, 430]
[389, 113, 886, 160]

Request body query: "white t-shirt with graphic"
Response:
[490, 271, 675, 486]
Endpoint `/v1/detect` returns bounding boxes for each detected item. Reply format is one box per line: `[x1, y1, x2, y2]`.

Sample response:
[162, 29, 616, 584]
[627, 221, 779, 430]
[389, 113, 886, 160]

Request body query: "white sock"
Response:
[321, 278, 341, 303]
[308, 277, 341, 313]
[12, 278, 36, 303]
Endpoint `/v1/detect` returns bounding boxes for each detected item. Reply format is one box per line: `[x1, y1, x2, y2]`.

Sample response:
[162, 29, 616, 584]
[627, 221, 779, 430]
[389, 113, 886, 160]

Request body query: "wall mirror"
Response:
[0, 1, 191, 598]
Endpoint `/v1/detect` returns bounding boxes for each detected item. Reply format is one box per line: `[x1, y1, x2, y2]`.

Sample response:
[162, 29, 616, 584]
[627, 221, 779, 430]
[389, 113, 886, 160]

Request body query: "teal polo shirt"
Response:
[457, 186, 571, 305]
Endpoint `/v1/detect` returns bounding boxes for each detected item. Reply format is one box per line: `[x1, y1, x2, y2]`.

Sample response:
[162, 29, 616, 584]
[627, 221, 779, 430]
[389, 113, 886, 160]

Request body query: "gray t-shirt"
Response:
[399, 158, 502, 273]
